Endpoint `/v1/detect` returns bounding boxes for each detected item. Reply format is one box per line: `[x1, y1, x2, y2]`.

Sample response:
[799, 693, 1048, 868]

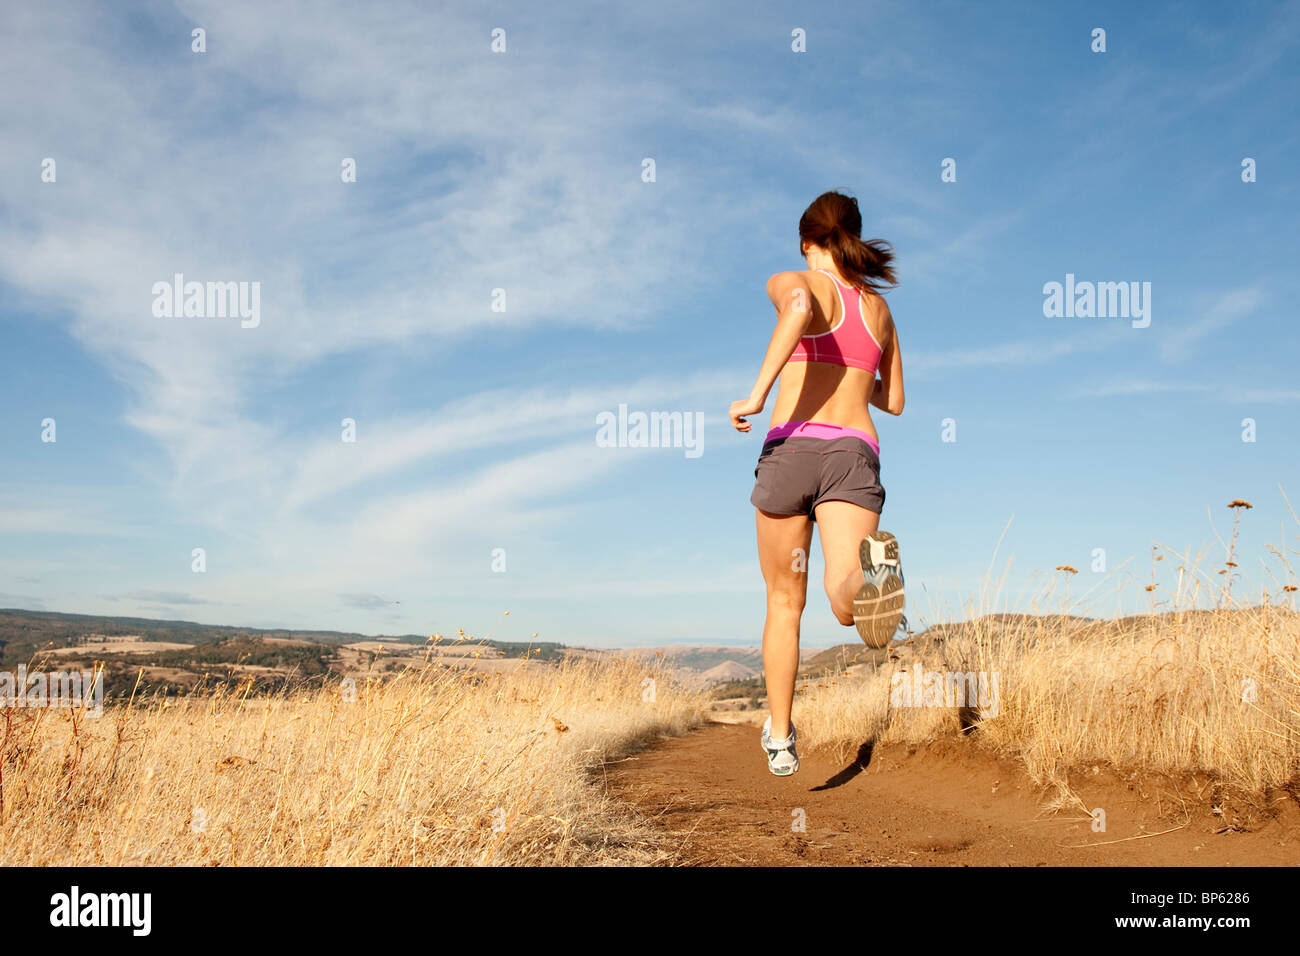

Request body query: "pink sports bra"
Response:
[787, 269, 883, 373]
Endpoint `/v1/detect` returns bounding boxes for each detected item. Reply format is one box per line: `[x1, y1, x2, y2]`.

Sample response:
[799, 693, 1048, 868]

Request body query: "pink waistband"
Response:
[765, 420, 880, 455]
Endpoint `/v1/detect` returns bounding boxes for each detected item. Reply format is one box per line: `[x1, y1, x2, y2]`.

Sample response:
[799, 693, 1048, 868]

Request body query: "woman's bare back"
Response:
[768, 268, 894, 441]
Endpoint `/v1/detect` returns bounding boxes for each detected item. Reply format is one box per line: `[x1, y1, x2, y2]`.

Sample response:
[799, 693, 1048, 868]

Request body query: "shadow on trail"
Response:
[810, 739, 873, 791]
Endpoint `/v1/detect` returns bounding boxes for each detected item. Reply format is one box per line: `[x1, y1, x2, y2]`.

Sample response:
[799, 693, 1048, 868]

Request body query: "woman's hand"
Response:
[729, 395, 764, 432]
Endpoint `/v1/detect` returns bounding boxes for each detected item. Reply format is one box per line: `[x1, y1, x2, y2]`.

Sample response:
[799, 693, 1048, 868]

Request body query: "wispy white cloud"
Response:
[1156, 287, 1265, 363]
[908, 325, 1130, 377]
[0, 502, 142, 537]
[0, 1, 741, 494]
[1067, 380, 1300, 404]
[278, 371, 733, 512]
[1234, 388, 1300, 404]
[906, 210, 1028, 282]
[1067, 381, 1210, 400]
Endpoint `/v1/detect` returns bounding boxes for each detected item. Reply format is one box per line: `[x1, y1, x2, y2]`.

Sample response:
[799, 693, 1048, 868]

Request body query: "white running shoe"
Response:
[761, 716, 799, 776]
[853, 530, 907, 647]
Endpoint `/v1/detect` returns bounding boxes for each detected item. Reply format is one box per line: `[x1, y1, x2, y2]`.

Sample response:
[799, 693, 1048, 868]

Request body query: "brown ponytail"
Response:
[798, 190, 897, 293]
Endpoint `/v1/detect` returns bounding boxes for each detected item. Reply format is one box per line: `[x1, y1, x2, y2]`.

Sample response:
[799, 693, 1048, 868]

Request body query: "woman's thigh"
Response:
[755, 508, 813, 603]
[813, 500, 880, 585]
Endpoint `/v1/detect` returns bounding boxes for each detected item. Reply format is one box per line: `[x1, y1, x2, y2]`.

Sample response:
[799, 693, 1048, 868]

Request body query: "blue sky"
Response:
[1, 0, 1297, 649]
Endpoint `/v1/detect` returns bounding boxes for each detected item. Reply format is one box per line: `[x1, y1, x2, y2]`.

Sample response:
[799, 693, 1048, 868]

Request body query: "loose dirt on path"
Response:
[602, 722, 1300, 866]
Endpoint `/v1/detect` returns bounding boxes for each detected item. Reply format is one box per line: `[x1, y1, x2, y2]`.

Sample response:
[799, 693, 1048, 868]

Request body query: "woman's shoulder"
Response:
[765, 269, 818, 298]
[766, 268, 818, 284]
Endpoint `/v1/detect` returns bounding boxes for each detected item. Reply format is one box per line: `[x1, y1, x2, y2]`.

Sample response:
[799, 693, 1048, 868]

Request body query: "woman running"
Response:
[729, 190, 907, 776]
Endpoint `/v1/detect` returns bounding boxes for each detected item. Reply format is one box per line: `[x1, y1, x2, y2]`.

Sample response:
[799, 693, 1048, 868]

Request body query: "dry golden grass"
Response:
[795, 505, 1300, 799]
[0, 654, 705, 865]
[796, 605, 1300, 794]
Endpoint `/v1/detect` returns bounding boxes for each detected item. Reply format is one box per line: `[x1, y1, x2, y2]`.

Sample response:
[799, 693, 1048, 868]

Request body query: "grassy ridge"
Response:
[795, 606, 1300, 798]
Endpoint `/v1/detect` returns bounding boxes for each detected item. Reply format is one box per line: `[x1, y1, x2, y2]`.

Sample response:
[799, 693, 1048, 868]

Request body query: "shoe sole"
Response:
[854, 531, 905, 648]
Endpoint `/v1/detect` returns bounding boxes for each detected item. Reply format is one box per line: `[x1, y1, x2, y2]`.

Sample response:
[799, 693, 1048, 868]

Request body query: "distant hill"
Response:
[699, 660, 758, 683]
[9, 606, 1288, 698]
[0, 608, 566, 666]
[611, 644, 831, 688]
[902, 607, 1300, 650]
[615, 645, 767, 673]
[800, 642, 892, 674]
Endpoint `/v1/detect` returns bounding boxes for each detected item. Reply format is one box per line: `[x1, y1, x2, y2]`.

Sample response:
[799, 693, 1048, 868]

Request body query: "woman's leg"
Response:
[755, 508, 813, 741]
[814, 500, 880, 626]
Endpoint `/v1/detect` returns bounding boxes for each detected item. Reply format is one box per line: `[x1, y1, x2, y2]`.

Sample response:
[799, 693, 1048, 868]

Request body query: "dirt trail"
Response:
[603, 722, 1300, 866]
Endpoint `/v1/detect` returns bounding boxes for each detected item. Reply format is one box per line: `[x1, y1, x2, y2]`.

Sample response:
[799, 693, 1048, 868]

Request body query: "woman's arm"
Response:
[869, 304, 905, 415]
[729, 272, 814, 432]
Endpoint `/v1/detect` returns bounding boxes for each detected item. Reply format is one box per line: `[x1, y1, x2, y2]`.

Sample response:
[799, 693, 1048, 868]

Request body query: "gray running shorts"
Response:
[750, 436, 885, 518]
